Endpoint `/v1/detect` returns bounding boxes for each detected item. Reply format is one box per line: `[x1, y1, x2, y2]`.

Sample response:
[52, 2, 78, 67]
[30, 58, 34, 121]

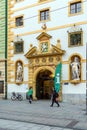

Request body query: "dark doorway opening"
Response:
[36, 70, 54, 99]
[0, 81, 4, 94]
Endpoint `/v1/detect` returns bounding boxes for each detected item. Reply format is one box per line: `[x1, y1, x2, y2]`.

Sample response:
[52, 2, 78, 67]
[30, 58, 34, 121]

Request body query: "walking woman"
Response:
[50, 88, 60, 107]
[27, 86, 33, 104]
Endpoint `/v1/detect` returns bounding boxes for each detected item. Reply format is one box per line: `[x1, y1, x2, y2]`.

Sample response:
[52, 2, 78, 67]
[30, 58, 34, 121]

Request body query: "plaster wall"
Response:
[8, 0, 87, 102]
[12, 0, 87, 33]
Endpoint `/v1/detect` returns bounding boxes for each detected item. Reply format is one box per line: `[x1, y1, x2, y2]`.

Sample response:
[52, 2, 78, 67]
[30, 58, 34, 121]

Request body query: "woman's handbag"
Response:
[56, 97, 59, 101]
[55, 93, 59, 101]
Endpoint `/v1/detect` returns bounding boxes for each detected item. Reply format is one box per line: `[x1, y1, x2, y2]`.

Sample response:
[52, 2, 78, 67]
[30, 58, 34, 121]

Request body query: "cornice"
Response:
[25, 44, 65, 59]
[13, 0, 55, 12]
[26, 52, 62, 59]
[17, 21, 87, 37]
[36, 32, 52, 40]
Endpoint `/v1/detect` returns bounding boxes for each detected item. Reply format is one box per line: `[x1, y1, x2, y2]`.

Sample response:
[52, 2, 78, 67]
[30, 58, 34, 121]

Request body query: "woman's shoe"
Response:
[58, 104, 60, 107]
[29, 100, 31, 104]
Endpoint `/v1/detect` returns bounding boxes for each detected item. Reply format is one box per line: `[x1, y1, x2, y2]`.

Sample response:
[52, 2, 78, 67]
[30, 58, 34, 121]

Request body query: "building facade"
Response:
[8, 0, 87, 103]
[0, 0, 7, 99]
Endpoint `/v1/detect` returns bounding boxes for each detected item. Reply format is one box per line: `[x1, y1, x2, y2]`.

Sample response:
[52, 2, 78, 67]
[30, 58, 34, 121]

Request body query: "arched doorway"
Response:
[36, 69, 54, 99]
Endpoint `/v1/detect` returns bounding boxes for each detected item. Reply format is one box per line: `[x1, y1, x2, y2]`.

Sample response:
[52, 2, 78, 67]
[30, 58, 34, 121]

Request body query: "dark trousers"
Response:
[29, 95, 32, 103]
[51, 98, 60, 107]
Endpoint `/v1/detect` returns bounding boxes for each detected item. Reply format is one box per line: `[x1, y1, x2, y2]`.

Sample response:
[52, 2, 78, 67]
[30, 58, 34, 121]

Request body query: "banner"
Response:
[54, 62, 62, 93]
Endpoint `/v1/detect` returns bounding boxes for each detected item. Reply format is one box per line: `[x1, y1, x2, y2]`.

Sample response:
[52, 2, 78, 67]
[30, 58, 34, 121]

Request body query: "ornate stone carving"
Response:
[35, 58, 39, 63]
[49, 57, 53, 62]
[41, 23, 47, 30]
[56, 56, 60, 61]
[42, 58, 46, 63]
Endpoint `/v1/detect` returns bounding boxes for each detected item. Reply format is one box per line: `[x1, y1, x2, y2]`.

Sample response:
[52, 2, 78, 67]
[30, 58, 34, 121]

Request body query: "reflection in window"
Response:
[14, 41, 23, 53]
[70, 2, 81, 14]
[40, 9, 49, 21]
[15, 16, 23, 27]
[69, 31, 82, 46]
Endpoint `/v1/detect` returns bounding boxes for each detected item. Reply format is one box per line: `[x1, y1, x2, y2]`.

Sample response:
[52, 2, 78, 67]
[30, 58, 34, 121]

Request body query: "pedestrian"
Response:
[27, 86, 33, 104]
[50, 88, 60, 107]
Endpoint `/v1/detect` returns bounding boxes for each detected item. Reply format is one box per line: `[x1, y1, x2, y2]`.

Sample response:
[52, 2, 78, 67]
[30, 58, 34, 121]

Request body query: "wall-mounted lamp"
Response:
[67, 24, 82, 33]
[13, 35, 23, 43]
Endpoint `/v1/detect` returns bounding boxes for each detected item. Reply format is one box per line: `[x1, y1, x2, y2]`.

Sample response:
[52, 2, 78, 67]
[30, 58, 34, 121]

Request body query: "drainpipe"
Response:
[5, 0, 7, 99]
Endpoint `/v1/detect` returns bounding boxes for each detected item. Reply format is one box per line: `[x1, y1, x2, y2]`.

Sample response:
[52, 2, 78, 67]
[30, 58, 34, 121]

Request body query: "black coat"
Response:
[52, 90, 58, 100]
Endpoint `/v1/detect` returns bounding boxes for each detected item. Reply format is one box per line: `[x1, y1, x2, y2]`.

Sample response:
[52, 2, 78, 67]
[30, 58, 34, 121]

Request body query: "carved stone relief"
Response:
[49, 57, 53, 62]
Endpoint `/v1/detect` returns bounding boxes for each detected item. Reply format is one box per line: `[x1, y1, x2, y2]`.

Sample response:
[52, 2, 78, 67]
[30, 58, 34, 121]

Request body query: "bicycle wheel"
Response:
[11, 96, 16, 101]
[18, 95, 23, 101]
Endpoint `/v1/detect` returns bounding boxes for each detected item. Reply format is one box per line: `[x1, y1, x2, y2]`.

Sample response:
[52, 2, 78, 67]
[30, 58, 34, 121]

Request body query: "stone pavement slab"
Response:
[0, 119, 73, 130]
[73, 122, 87, 130]
[0, 99, 87, 130]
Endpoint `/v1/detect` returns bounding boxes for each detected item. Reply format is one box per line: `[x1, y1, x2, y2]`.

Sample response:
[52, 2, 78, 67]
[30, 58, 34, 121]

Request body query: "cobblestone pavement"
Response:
[0, 99, 87, 130]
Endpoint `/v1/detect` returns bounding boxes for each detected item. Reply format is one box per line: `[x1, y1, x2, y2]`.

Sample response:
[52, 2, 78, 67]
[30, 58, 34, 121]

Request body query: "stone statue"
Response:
[16, 62, 23, 82]
[70, 57, 80, 80]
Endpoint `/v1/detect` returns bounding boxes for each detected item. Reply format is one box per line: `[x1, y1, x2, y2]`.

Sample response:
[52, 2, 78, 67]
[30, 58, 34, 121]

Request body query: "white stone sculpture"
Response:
[16, 62, 23, 82]
[71, 57, 80, 80]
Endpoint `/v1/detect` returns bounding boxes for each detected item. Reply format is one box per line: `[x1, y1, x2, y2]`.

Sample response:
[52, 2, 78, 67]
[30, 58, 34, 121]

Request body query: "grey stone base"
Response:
[7, 92, 27, 100]
[63, 94, 86, 104]
[7, 92, 86, 103]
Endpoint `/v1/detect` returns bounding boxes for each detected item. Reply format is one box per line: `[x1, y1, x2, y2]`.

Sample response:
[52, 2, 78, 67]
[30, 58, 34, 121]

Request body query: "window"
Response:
[68, 31, 82, 47]
[15, 16, 23, 27]
[70, 1, 81, 14]
[14, 41, 24, 53]
[40, 9, 49, 21]
[39, 0, 47, 2]
[16, 0, 23, 2]
[41, 42, 48, 52]
[0, 81, 4, 94]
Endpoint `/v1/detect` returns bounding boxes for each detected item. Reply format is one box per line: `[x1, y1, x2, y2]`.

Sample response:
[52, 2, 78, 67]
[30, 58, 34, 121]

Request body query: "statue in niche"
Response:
[70, 57, 80, 80]
[16, 62, 23, 82]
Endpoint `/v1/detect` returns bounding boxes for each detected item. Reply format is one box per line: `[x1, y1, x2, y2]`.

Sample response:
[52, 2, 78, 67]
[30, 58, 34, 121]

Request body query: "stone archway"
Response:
[36, 70, 54, 99]
[25, 40, 66, 101]
[33, 66, 54, 99]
